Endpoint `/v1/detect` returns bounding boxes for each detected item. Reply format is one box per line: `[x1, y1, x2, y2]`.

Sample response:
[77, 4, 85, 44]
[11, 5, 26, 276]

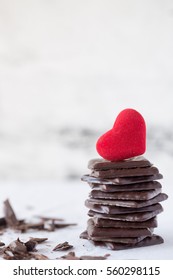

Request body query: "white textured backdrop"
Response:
[0, 0, 173, 180]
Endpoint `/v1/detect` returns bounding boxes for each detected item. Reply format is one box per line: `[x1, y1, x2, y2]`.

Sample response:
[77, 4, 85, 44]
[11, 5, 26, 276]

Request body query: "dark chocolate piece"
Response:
[88, 156, 152, 170]
[88, 236, 147, 244]
[85, 200, 162, 214]
[90, 188, 162, 200]
[80, 254, 110, 260]
[88, 205, 163, 221]
[4, 199, 19, 227]
[25, 240, 37, 252]
[87, 219, 153, 238]
[80, 230, 147, 244]
[89, 181, 162, 192]
[59, 251, 110, 260]
[28, 237, 48, 244]
[0, 217, 7, 227]
[91, 166, 159, 179]
[91, 216, 158, 228]
[80, 230, 88, 239]
[82, 174, 163, 185]
[53, 242, 73, 251]
[87, 193, 168, 208]
[91, 234, 164, 250]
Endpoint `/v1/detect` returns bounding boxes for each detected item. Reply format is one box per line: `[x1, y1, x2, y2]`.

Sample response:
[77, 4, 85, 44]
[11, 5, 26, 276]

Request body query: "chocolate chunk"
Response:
[90, 234, 164, 250]
[89, 181, 162, 192]
[91, 166, 159, 179]
[90, 188, 162, 200]
[88, 205, 163, 221]
[59, 251, 80, 260]
[53, 242, 73, 251]
[88, 156, 152, 170]
[82, 174, 163, 185]
[8, 239, 27, 254]
[25, 240, 37, 252]
[91, 216, 158, 228]
[28, 237, 48, 244]
[0, 242, 5, 247]
[0, 217, 7, 227]
[86, 193, 168, 208]
[87, 219, 153, 238]
[4, 199, 19, 227]
[80, 230, 88, 239]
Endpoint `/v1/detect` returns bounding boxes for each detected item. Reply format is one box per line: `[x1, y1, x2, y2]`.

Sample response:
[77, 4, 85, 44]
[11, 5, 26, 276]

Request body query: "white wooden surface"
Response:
[0, 180, 172, 260]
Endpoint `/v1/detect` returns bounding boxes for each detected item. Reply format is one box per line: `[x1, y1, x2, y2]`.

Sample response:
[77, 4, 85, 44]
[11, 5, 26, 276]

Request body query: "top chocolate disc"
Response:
[88, 156, 152, 170]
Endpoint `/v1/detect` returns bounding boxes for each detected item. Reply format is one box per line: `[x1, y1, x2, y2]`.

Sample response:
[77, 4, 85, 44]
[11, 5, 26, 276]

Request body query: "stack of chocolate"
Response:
[80, 156, 168, 250]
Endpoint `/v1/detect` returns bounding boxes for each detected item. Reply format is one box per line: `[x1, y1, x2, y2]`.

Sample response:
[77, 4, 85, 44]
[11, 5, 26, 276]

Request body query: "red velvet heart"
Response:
[96, 108, 146, 161]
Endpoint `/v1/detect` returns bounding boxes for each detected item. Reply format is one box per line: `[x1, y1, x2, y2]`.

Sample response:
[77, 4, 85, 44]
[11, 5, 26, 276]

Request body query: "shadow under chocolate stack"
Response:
[80, 156, 168, 250]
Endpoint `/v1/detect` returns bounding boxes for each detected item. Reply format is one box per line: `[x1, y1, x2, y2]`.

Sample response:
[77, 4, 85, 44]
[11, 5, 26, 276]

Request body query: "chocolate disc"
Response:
[90, 188, 162, 201]
[85, 200, 162, 214]
[88, 205, 163, 221]
[89, 181, 162, 192]
[87, 193, 168, 208]
[91, 216, 158, 228]
[82, 174, 163, 185]
[91, 234, 164, 250]
[88, 156, 152, 170]
[91, 166, 159, 179]
[87, 219, 153, 238]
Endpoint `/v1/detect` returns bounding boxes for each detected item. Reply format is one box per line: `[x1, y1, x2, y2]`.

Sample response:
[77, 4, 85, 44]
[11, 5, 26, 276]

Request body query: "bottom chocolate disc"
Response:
[80, 231, 164, 250]
[80, 231, 147, 244]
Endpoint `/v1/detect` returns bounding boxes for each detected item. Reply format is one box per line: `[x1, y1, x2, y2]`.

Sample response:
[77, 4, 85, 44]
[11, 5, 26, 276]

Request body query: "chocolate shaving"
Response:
[0, 199, 77, 234]
[1, 237, 50, 260]
[59, 251, 110, 260]
[54, 223, 77, 229]
[36, 216, 64, 222]
[0, 242, 5, 247]
[29, 237, 48, 244]
[4, 199, 19, 227]
[25, 240, 37, 252]
[0, 200, 78, 260]
[53, 242, 73, 251]
[25, 237, 48, 252]
[34, 254, 49, 260]
[17, 222, 45, 232]
[60, 251, 80, 260]
[3, 250, 48, 260]
[0, 217, 7, 228]
[8, 238, 27, 254]
[80, 254, 110, 260]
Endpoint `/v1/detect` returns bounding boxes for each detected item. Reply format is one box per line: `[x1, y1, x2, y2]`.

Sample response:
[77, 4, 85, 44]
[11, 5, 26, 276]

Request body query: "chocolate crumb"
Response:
[25, 240, 37, 252]
[59, 251, 80, 260]
[36, 216, 64, 222]
[59, 251, 110, 260]
[53, 242, 73, 251]
[80, 254, 110, 260]
[29, 237, 48, 244]
[33, 254, 49, 260]
[8, 238, 27, 254]
[4, 199, 19, 227]
[0, 242, 5, 247]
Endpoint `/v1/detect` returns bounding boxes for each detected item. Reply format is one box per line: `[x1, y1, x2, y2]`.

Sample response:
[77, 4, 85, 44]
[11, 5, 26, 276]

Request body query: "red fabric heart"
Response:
[96, 109, 146, 161]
